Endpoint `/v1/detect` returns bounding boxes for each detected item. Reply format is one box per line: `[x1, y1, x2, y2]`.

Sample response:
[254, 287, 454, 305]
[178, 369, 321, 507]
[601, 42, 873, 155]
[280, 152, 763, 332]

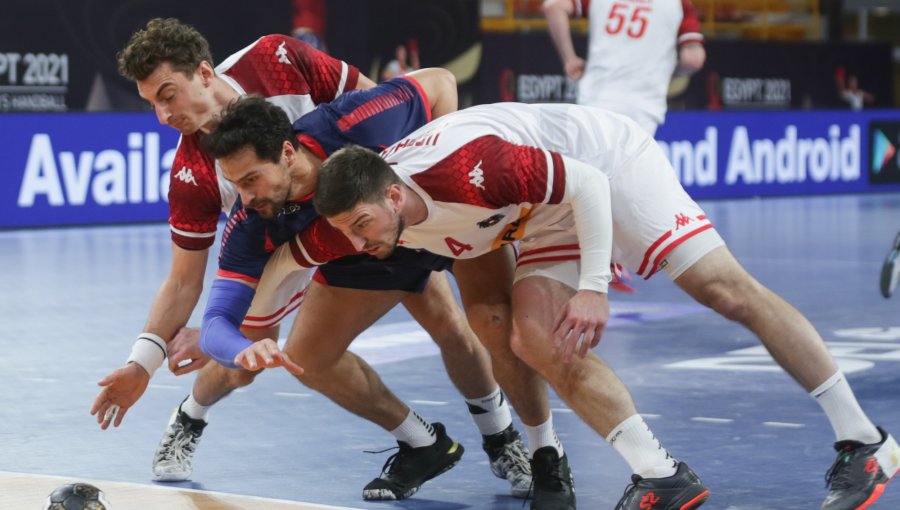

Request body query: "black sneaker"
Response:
[483, 424, 532, 498]
[823, 427, 900, 509]
[152, 402, 207, 481]
[530, 446, 575, 510]
[614, 462, 710, 510]
[880, 232, 900, 299]
[362, 422, 464, 500]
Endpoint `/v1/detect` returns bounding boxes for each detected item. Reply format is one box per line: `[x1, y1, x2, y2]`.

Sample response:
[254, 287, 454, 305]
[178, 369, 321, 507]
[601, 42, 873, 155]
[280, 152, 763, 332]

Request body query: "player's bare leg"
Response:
[402, 268, 532, 496]
[283, 281, 464, 501]
[283, 282, 411, 428]
[511, 275, 709, 510]
[673, 245, 898, 509]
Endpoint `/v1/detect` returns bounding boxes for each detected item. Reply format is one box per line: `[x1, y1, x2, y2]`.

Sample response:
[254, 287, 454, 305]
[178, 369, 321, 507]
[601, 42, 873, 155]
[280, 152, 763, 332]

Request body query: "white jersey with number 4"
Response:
[382, 102, 716, 291]
[574, 0, 703, 128]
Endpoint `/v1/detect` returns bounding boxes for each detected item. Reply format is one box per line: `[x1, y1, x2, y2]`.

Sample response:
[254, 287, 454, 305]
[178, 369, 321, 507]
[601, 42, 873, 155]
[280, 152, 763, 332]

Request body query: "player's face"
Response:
[327, 198, 405, 259]
[136, 61, 218, 135]
[221, 146, 293, 219]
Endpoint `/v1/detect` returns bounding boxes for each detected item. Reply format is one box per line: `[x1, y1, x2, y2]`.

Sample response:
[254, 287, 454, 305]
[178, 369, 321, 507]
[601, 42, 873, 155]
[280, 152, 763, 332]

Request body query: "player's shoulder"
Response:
[170, 134, 218, 190]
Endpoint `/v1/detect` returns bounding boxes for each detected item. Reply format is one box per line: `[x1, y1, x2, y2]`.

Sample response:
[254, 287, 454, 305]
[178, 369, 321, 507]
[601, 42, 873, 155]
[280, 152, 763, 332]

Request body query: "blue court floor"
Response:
[2, 192, 900, 509]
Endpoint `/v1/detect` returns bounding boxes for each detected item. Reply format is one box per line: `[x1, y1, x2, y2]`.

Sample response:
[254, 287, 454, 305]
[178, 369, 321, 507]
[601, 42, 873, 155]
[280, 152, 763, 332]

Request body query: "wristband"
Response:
[126, 332, 168, 376]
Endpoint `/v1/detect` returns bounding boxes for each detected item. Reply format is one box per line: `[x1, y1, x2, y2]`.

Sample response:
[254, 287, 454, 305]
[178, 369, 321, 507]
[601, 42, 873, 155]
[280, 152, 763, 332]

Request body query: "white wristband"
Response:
[126, 332, 168, 377]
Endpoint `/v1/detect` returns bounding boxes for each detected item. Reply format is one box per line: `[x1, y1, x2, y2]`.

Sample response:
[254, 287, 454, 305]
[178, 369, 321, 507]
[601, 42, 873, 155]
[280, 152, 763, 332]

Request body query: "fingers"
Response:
[273, 352, 304, 376]
[100, 405, 120, 430]
[172, 359, 201, 376]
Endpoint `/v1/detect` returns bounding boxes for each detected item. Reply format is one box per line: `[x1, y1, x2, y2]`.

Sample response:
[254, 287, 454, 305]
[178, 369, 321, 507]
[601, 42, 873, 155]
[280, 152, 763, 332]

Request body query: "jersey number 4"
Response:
[444, 236, 474, 256]
[606, 2, 650, 39]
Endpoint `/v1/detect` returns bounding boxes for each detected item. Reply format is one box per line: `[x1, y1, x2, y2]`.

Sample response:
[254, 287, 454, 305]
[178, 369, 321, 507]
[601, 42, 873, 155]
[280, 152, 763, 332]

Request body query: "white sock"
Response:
[390, 409, 436, 448]
[607, 414, 677, 479]
[465, 387, 513, 437]
[524, 415, 563, 458]
[180, 393, 211, 422]
[811, 371, 881, 444]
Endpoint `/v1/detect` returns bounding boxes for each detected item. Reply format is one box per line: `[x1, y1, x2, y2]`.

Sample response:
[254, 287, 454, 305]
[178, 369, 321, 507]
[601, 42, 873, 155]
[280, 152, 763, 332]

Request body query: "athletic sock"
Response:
[524, 415, 564, 458]
[390, 409, 437, 448]
[811, 371, 881, 444]
[607, 414, 677, 479]
[465, 387, 513, 437]
[180, 393, 211, 422]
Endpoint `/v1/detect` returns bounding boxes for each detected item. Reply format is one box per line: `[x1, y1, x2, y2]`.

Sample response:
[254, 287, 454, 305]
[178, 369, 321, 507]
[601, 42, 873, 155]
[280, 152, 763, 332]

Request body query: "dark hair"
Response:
[200, 95, 298, 162]
[313, 145, 400, 217]
[117, 18, 214, 81]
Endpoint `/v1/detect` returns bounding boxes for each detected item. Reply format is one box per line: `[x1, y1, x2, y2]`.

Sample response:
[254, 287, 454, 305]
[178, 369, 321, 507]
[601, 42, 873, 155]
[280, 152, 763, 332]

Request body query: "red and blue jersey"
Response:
[217, 76, 434, 282]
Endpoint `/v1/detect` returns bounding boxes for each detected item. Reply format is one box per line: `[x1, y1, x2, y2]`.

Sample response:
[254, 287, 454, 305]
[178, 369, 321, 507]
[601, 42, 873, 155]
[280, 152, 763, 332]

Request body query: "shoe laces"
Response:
[825, 442, 863, 490]
[155, 422, 200, 465]
[614, 474, 645, 510]
[533, 456, 569, 492]
[493, 440, 531, 480]
[365, 444, 412, 477]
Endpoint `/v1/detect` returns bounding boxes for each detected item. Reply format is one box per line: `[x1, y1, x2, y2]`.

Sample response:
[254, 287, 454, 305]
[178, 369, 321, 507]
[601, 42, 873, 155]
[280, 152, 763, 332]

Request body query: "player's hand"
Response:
[564, 57, 585, 81]
[90, 363, 150, 430]
[234, 338, 304, 376]
[552, 290, 609, 362]
[167, 327, 210, 375]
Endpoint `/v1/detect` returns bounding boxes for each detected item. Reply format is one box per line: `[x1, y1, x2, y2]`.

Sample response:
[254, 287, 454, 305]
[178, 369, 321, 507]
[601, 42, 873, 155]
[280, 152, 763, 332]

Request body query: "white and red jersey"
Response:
[573, 0, 703, 128]
[168, 35, 360, 250]
[381, 102, 654, 293]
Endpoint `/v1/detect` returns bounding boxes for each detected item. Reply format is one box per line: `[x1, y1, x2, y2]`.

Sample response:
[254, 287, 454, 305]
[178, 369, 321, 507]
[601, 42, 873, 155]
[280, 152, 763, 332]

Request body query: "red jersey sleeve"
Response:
[409, 135, 566, 208]
[167, 134, 222, 250]
[289, 217, 358, 267]
[222, 35, 359, 102]
[679, 0, 704, 46]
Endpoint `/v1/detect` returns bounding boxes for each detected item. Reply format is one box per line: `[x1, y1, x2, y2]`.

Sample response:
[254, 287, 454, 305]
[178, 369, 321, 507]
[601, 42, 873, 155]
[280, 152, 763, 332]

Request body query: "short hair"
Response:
[313, 145, 401, 217]
[200, 95, 298, 162]
[117, 18, 214, 81]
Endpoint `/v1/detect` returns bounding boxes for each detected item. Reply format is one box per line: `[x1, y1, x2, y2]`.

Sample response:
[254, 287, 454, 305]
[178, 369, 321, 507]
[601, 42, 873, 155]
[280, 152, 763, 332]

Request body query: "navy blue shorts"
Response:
[314, 248, 454, 293]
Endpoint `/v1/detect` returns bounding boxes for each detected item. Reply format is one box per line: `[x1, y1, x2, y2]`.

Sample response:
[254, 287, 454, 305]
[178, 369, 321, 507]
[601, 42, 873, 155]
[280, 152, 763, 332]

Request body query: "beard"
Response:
[366, 214, 405, 259]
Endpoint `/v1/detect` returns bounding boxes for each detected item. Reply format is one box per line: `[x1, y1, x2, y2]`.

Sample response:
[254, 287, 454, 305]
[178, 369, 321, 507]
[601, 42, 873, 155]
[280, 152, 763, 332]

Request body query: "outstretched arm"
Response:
[90, 243, 209, 429]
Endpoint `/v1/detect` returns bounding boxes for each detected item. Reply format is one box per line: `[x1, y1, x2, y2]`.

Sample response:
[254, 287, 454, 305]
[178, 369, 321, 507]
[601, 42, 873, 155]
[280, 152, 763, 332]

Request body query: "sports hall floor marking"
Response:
[691, 417, 734, 424]
[0, 471, 365, 510]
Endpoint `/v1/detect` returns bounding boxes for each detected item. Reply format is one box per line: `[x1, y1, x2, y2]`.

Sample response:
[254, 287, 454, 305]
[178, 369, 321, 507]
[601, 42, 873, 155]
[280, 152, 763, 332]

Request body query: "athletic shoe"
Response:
[530, 446, 575, 510]
[823, 427, 900, 509]
[152, 404, 207, 481]
[483, 424, 532, 498]
[880, 232, 900, 299]
[363, 422, 464, 500]
[614, 462, 710, 510]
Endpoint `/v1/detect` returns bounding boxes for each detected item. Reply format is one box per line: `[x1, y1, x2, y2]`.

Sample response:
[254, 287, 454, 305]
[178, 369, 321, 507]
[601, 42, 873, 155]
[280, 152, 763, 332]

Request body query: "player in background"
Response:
[89, 19, 529, 499]
[195, 72, 533, 500]
[313, 102, 900, 510]
[543, 0, 705, 136]
[880, 231, 900, 298]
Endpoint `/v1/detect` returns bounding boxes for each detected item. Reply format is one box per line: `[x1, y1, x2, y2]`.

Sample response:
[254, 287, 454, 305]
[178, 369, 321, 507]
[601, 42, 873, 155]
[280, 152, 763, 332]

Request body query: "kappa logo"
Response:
[174, 166, 198, 186]
[468, 160, 485, 190]
[674, 213, 693, 229]
[477, 213, 504, 229]
[275, 42, 290, 64]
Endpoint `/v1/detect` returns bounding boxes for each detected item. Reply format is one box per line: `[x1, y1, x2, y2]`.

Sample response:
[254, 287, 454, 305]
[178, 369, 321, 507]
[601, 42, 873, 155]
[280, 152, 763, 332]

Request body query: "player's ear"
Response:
[282, 140, 296, 166]
[197, 61, 215, 85]
[386, 184, 402, 210]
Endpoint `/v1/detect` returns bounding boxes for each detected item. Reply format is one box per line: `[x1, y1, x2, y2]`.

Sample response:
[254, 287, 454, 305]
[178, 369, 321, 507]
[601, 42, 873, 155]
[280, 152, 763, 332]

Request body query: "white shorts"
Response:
[242, 243, 315, 330]
[515, 143, 724, 289]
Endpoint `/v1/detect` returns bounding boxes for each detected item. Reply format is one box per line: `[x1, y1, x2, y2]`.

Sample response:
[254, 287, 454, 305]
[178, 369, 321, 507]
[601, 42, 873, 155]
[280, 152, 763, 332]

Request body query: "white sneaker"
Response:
[483, 425, 533, 498]
[151, 405, 207, 481]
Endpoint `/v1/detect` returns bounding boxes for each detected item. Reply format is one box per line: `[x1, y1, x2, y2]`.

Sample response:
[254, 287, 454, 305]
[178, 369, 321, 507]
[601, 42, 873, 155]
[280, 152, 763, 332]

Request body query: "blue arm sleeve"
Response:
[200, 279, 256, 368]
